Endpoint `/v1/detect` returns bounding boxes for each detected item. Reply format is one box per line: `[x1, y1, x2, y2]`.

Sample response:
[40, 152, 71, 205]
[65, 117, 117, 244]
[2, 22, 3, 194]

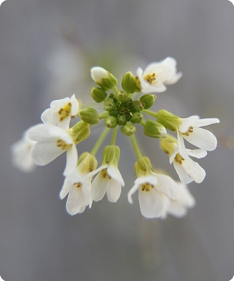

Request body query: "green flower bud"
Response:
[105, 116, 117, 128]
[117, 115, 127, 126]
[134, 157, 153, 177]
[131, 112, 143, 124]
[143, 120, 167, 138]
[91, 87, 107, 103]
[157, 110, 182, 131]
[109, 109, 118, 117]
[79, 108, 99, 124]
[70, 121, 90, 144]
[91, 67, 118, 90]
[121, 71, 138, 94]
[116, 91, 129, 103]
[132, 100, 144, 112]
[102, 145, 120, 166]
[77, 152, 98, 173]
[121, 123, 136, 136]
[140, 94, 156, 109]
[159, 134, 177, 155]
[104, 98, 116, 111]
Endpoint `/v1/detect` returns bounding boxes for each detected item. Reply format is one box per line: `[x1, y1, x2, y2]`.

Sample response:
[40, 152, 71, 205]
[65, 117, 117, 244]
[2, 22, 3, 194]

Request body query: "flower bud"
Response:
[104, 98, 116, 111]
[79, 108, 99, 124]
[131, 112, 143, 124]
[116, 91, 129, 103]
[117, 115, 127, 126]
[91, 87, 107, 103]
[134, 157, 153, 177]
[91, 67, 118, 90]
[105, 116, 117, 128]
[121, 71, 138, 94]
[78, 152, 98, 173]
[132, 100, 144, 112]
[157, 110, 182, 131]
[143, 120, 167, 138]
[140, 94, 156, 109]
[102, 145, 120, 166]
[70, 121, 91, 144]
[121, 123, 136, 136]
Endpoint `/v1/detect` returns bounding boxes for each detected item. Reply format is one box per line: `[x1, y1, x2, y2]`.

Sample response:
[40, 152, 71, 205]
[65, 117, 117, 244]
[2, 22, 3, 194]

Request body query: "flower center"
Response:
[141, 182, 154, 192]
[174, 153, 185, 164]
[144, 73, 156, 84]
[74, 182, 82, 189]
[58, 102, 72, 121]
[182, 126, 194, 136]
[101, 169, 111, 179]
[57, 139, 68, 150]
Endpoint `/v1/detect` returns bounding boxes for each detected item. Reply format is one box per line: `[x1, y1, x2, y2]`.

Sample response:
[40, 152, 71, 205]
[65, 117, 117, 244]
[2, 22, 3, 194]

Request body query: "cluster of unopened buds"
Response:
[12, 57, 220, 219]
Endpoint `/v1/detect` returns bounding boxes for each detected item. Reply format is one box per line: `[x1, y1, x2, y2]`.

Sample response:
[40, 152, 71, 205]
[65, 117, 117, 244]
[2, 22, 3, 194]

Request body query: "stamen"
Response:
[58, 102, 72, 121]
[144, 73, 156, 84]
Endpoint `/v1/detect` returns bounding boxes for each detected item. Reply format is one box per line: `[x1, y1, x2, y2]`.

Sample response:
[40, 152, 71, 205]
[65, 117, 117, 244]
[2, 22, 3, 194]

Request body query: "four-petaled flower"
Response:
[41, 94, 79, 130]
[27, 124, 78, 175]
[136, 57, 182, 94]
[177, 116, 220, 159]
[128, 173, 180, 219]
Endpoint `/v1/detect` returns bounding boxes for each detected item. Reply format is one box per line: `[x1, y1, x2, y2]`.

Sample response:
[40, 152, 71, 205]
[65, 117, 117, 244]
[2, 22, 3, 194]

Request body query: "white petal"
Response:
[183, 127, 218, 151]
[70, 94, 79, 116]
[66, 187, 89, 215]
[58, 117, 71, 130]
[177, 132, 189, 159]
[27, 124, 55, 141]
[41, 108, 53, 125]
[48, 126, 73, 144]
[135, 175, 158, 186]
[31, 138, 65, 165]
[106, 179, 121, 202]
[191, 118, 220, 128]
[169, 146, 179, 164]
[173, 162, 193, 184]
[90, 172, 108, 202]
[187, 149, 207, 159]
[59, 177, 70, 199]
[155, 174, 180, 200]
[128, 183, 140, 204]
[63, 145, 78, 176]
[107, 165, 125, 186]
[88, 164, 108, 179]
[91, 67, 109, 83]
[182, 158, 206, 184]
[138, 189, 165, 219]
[50, 97, 70, 110]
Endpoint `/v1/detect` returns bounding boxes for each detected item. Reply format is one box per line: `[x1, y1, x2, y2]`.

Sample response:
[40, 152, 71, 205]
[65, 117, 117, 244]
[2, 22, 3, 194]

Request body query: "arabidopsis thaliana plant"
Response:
[11, 133, 36, 172]
[162, 182, 195, 218]
[27, 124, 78, 175]
[136, 57, 182, 94]
[90, 165, 124, 203]
[128, 173, 180, 219]
[41, 94, 79, 129]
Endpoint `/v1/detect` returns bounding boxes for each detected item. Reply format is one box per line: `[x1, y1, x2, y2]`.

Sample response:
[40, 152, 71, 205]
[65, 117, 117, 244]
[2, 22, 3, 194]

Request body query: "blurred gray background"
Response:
[0, 0, 234, 280]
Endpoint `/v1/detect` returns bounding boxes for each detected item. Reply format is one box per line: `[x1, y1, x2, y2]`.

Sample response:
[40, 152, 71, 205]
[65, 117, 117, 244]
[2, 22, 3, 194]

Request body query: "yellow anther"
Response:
[56, 139, 68, 150]
[74, 182, 82, 188]
[58, 102, 72, 121]
[174, 153, 185, 164]
[144, 73, 156, 84]
[182, 126, 194, 136]
[141, 182, 153, 192]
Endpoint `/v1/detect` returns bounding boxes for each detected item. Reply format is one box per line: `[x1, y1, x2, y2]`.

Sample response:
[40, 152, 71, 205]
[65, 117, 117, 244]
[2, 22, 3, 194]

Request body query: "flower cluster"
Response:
[11, 57, 219, 219]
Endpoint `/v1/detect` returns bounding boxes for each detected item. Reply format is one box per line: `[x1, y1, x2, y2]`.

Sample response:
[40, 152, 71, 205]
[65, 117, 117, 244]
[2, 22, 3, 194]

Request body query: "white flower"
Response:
[59, 169, 92, 216]
[27, 124, 78, 175]
[11, 133, 36, 172]
[169, 145, 207, 184]
[136, 57, 182, 94]
[41, 94, 79, 130]
[162, 182, 195, 218]
[90, 164, 125, 203]
[128, 173, 180, 219]
[177, 116, 220, 159]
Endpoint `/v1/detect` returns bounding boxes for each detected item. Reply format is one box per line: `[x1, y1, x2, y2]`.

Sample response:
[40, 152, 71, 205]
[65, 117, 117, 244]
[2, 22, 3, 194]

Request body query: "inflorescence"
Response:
[11, 57, 220, 219]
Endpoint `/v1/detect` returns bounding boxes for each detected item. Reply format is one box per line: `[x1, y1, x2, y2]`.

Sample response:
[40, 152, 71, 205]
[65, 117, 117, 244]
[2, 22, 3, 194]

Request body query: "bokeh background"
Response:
[0, 0, 234, 280]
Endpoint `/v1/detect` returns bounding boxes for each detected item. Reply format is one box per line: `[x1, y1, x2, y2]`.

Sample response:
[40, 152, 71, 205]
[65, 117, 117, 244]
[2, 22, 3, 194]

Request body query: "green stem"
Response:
[143, 109, 158, 118]
[90, 128, 110, 156]
[113, 86, 119, 96]
[130, 134, 143, 159]
[99, 111, 109, 119]
[110, 126, 118, 145]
